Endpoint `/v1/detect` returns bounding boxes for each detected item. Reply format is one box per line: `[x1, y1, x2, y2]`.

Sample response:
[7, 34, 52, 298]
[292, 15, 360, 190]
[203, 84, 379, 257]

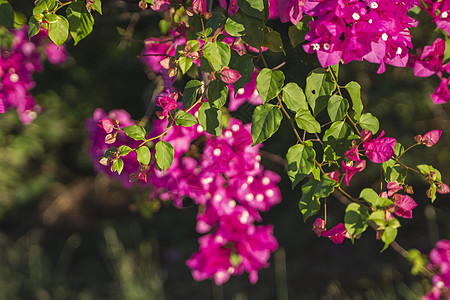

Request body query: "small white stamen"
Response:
[215, 235, 224, 243]
[396, 47, 402, 55]
[253, 89, 259, 96]
[381, 33, 388, 41]
[224, 130, 232, 138]
[201, 177, 213, 184]
[237, 88, 245, 95]
[213, 148, 221, 156]
[368, 19, 373, 24]
[197, 126, 204, 133]
[370, 2, 378, 9]
[442, 11, 448, 19]
[247, 176, 254, 184]
[229, 200, 236, 208]
[232, 124, 240, 132]
[256, 194, 264, 202]
[323, 43, 330, 51]
[9, 73, 19, 83]
[312, 43, 320, 51]
[262, 177, 270, 185]
[240, 211, 249, 224]
[352, 13, 360, 21]
[214, 194, 222, 202]
[437, 281, 445, 289]
[254, 162, 260, 169]
[194, 111, 199, 118]
[266, 189, 274, 197]
[245, 193, 254, 201]
[255, 155, 261, 162]
[228, 267, 235, 273]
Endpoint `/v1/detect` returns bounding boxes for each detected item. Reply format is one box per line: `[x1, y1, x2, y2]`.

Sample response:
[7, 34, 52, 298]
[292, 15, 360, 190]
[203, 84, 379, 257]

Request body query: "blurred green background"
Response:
[1, 1, 450, 299]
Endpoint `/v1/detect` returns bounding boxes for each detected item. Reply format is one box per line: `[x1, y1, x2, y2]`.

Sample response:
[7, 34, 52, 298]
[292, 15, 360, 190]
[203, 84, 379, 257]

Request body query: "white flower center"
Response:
[352, 13, 360, 21]
[396, 47, 402, 55]
[368, 19, 373, 24]
[201, 177, 213, 184]
[232, 124, 240, 132]
[247, 176, 254, 184]
[370, 2, 378, 9]
[229, 200, 236, 208]
[266, 189, 274, 197]
[240, 211, 249, 223]
[262, 177, 270, 185]
[228, 267, 235, 273]
[237, 88, 245, 95]
[442, 11, 449, 19]
[9, 73, 19, 83]
[312, 43, 320, 51]
[197, 126, 204, 133]
[245, 193, 254, 201]
[214, 194, 222, 202]
[224, 130, 232, 138]
[255, 155, 261, 162]
[213, 148, 221, 156]
[323, 43, 330, 51]
[381, 33, 388, 41]
[256, 194, 264, 202]
[215, 235, 224, 243]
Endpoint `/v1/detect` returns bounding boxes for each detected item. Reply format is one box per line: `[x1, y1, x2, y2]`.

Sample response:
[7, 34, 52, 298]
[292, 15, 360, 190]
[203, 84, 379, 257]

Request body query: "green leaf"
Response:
[182, 80, 203, 109]
[295, 109, 321, 134]
[48, 15, 69, 46]
[231, 54, 254, 95]
[417, 164, 442, 182]
[104, 146, 118, 157]
[135, 146, 151, 165]
[305, 68, 336, 116]
[262, 30, 284, 53]
[381, 226, 397, 252]
[327, 95, 349, 122]
[237, 0, 265, 19]
[288, 22, 308, 48]
[256, 68, 285, 104]
[178, 56, 193, 74]
[205, 11, 225, 37]
[67, 1, 94, 45]
[92, 0, 102, 14]
[123, 125, 146, 141]
[251, 104, 282, 146]
[368, 210, 387, 225]
[155, 141, 174, 174]
[299, 176, 338, 222]
[118, 145, 133, 156]
[407, 249, 427, 276]
[444, 38, 450, 65]
[44, 13, 59, 23]
[323, 121, 357, 159]
[286, 144, 316, 188]
[344, 81, 363, 120]
[113, 159, 124, 175]
[382, 159, 407, 183]
[203, 41, 231, 71]
[198, 102, 223, 136]
[33, 0, 56, 15]
[225, 16, 246, 37]
[175, 110, 198, 127]
[14, 11, 27, 27]
[360, 188, 393, 209]
[208, 80, 228, 108]
[28, 16, 41, 38]
[359, 113, 379, 134]
[282, 82, 308, 112]
[0, 0, 14, 28]
[239, 13, 264, 49]
[344, 203, 370, 242]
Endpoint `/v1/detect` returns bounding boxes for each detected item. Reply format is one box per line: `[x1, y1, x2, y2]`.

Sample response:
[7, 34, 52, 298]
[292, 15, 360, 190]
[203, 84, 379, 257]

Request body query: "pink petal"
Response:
[437, 183, 450, 194]
[221, 67, 241, 84]
[312, 218, 326, 237]
[422, 129, 442, 147]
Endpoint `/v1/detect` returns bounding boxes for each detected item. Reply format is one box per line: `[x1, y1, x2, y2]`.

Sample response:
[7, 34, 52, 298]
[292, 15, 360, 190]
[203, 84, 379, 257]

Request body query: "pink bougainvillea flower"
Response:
[360, 129, 372, 143]
[0, 98, 5, 114]
[156, 92, 178, 119]
[278, 0, 305, 25]
[363, 130, 396, 163]
[422, 129, 442, 147]
[391, 194, 417, 219]
[342, 159, 366, 186]
[414, 38, 447, 77]
[97, 119, 115, 133]
[322, 223, 348, 244]
[192, 0, 206, 14]
[387, 181, 403, 197]
[437, 183, 450, 194]
[327, 170, 340, 183]
[221, 67, 241, 84]
[431, 78, 450, 104]
[312, 218, 326, 237]
[345, 146, 361, 161]
[149, 0, 170, 12]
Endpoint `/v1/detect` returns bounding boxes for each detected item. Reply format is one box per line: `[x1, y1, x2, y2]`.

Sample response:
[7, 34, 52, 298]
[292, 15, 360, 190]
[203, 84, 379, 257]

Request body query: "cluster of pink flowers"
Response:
[424, 240, 450, 300]
[0, 27, 67, 124]
[302, 0, 418, 73]
[327, 129, 396, 186]
[86, 106, 282, 284]
[313, 218, 351, 244]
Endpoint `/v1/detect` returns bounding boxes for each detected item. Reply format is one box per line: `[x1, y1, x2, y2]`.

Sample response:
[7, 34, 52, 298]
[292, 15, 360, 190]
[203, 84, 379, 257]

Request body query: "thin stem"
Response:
[394, 158, 421, 175]
[397, 143, 420, 159]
